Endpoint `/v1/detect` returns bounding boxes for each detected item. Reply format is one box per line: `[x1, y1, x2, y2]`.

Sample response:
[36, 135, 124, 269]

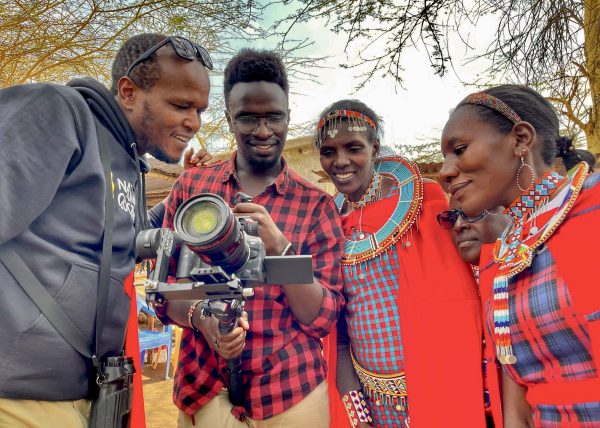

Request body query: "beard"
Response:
[243, 137, 284, 172]
[247, 153, 280, 171]
[149, 147, 178, 164]
[139, 102, 180, 164]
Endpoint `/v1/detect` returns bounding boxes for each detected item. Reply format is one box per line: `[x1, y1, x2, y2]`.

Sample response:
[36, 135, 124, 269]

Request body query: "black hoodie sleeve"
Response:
[147, 199, 166, 229]
[0, 84, 82, 245]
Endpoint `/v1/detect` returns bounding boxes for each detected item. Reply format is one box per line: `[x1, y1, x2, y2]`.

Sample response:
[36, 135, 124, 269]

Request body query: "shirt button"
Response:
[358, 273, 365, 280]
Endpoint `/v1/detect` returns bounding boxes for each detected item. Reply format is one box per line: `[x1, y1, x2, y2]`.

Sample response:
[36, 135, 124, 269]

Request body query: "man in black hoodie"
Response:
[0, 33, 211, 426]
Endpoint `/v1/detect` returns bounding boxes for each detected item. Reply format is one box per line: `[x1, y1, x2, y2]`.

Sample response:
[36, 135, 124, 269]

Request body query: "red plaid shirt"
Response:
[163, 152, 344, 419]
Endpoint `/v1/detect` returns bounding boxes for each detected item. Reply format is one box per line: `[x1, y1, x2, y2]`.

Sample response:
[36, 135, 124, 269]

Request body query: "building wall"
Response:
[281, 136, 336, 194]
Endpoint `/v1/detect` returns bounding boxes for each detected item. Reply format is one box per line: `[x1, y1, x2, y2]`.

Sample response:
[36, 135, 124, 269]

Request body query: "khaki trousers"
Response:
[0, 397, 91, 428]
[178, 381, 330, 428]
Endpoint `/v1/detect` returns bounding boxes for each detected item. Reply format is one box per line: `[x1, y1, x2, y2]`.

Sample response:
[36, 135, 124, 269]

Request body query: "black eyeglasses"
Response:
[437, 209, 488, 229]
[233, 114, 289, 135]
[126, 36, 213, 77]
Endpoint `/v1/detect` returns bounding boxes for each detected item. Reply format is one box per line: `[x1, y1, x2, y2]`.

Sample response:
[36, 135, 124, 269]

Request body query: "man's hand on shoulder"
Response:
[232, 202, 289, 256]
[183, 147, 216, 169]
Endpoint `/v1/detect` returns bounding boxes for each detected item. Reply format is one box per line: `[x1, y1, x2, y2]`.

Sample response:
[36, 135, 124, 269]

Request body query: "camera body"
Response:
[89, 356, 135, 427]
[136, 193, 313, 303]
[176, 216, 266, 286]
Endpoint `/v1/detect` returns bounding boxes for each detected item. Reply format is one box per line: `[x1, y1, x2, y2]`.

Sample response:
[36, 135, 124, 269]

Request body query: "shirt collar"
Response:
[221, 151, 289, 196]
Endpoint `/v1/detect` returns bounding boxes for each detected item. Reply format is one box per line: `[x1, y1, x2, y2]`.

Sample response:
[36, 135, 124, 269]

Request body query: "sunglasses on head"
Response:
[126, 36, 213, 77]
[437, 209, 488, 229]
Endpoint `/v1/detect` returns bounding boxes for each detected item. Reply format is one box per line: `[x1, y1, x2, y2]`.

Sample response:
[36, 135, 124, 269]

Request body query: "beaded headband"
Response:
[316, 110, 377, 146]
[459, 92, 524, 125]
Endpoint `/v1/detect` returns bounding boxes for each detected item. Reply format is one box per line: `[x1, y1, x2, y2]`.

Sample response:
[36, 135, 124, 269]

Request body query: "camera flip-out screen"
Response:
[151, 254, 313, 302]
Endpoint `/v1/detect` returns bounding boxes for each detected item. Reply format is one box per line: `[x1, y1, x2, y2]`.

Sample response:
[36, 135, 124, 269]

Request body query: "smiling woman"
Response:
[440, 84, 600, 428]
[319, 99, 488, 428]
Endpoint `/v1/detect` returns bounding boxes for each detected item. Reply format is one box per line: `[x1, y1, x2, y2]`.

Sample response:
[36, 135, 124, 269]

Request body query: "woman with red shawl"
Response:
[318, 99, 487, 427]
[440, 84, 600, 427]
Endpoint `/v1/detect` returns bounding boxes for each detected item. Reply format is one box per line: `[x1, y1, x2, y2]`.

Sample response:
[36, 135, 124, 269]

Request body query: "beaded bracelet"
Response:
[187, 300, 203, 332]
[342, 390, 372, 427]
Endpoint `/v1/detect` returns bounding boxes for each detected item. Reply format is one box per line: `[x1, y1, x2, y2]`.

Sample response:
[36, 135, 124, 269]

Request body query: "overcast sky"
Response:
[246, 5, 500, 151]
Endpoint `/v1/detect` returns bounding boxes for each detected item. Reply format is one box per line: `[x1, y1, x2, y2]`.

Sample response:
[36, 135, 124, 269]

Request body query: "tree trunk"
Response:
[584, 0, 600, 157]
[584, 127, 600, 159]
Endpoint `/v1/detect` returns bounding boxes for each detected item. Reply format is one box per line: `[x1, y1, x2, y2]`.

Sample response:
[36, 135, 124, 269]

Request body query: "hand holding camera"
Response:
[194, 309, 249, 359]
[233, 202, 290, 256]
[136, 192, 312, 406]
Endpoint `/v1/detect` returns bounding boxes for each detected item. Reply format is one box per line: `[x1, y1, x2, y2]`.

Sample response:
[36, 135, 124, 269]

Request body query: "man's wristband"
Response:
[280, 242, 293, 256]
[187, 300, 203, 332]
[342, 390, 372, 427]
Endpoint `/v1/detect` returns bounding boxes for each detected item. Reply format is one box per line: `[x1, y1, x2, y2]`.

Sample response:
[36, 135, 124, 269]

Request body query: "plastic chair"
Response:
[136, 294, 173, 380]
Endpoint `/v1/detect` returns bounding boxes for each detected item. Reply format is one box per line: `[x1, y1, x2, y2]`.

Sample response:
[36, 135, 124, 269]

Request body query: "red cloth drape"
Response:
[477, 244, 503, 428]
[123, 272, 146, 428]
[326, 182, 487, 427]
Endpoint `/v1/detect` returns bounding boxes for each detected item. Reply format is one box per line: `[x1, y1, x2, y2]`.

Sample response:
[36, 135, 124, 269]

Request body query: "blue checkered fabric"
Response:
[486, 247, 600, 427]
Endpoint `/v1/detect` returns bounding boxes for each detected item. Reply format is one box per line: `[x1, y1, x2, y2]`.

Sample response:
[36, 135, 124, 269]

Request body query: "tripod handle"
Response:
[217, 317, 238, 335]
[225, 356, 244, 406]
[217, 314, 245, 406]
[206, 299, 246, 407]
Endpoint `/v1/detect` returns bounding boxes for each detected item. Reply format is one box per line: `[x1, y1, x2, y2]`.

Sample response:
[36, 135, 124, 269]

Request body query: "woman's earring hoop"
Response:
[516, 156, 535, 192]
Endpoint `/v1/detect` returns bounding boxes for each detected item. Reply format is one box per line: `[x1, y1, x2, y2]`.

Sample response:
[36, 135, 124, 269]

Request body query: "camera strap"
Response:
[0, 246, 92, 357]
[0, 118, 114, 367]
[92, 118, 114, 374]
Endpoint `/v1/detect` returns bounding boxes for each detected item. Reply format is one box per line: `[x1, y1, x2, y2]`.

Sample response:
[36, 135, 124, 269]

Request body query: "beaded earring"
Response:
[516, 155, 535, 192]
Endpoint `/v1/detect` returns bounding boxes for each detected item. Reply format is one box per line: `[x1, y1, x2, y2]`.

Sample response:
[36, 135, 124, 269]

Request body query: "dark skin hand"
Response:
[502, 370, 534, 428]
[183, 147, 216, 169]
[232, 202, 325, 325]
[164, 300, 249, 359]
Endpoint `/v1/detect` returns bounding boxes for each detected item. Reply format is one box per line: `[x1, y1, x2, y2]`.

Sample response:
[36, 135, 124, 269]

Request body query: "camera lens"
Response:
[135, 228, 163, 260]
[181, 202, 221, 236]
[174, 194, 250, 273]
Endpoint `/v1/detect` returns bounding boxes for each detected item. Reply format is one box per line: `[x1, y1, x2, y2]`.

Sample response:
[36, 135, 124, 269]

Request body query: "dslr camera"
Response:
[135, 193, 313, 405]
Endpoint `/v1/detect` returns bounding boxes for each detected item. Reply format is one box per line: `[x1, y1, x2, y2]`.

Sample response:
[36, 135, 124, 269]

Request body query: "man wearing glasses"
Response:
[158, 49, 344, 427]
[0, 33, 211, 426]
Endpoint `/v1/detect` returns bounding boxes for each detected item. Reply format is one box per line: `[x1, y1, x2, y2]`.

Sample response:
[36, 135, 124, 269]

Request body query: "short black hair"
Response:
[111, 33, 167, 95]
[317, 99, 384, 145]
[223, 49, 288, 105]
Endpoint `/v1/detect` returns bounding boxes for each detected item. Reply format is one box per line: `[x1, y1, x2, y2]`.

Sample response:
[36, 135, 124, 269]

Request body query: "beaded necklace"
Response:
[335, 156, 423, 265]
[491, 163, 588, 364]
[346, 171, 383, 210]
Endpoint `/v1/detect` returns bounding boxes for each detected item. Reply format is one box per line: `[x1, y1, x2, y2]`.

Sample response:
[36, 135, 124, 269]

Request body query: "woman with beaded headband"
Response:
[440, 84, 600, 427]
[318, 99, 487, 428]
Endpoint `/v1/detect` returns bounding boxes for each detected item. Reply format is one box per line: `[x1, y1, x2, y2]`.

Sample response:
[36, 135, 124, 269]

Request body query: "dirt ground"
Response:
[142, 362, 179, 428]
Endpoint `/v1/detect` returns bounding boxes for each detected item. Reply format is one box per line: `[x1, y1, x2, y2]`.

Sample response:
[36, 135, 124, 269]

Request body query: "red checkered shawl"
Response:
[326, 181, 487, 428]
[480, 173, 600, 426]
